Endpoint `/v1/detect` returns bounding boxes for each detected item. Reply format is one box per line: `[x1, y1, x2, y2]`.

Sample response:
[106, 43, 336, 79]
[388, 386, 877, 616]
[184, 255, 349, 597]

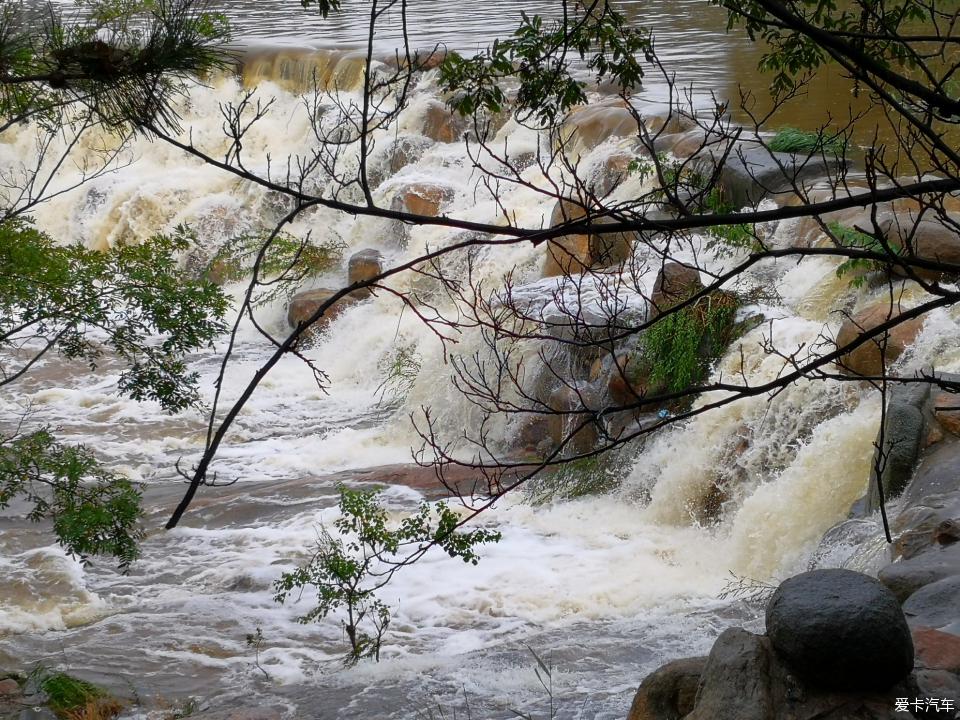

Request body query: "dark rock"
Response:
[902, 440, 960, 508]
[626, 656, 706, 720]
[865, 383, 932, 513]
[765, 569, 914, 691]
[685, 628, 772, 720]
[879, 542, 960, 603]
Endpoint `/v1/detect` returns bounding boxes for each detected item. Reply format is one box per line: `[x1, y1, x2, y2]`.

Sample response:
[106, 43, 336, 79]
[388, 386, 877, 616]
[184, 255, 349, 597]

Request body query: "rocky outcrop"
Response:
[368, 135, 434, 187]
[765, 569, 914, 691]
[835, 301, 925, 377]
[847, 210, 960, 282]
[863, 383, 934, 514]
[628, 570, 926, 720]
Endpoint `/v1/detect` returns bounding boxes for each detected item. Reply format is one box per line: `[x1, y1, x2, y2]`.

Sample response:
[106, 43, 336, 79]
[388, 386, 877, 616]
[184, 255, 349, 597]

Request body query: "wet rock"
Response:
[368, 134, 434, 187]
[560, 99, 637, 157]
[649, 262, 703, 320]
[286, 288, 359, 334]
[347, 249, 383, 298]
[902, 440, 960, 507]
[869, 210, 960, 282]
[934, 392, 960, 437]
[589, 146, 649, 197]
[392, 182, 456, 217]
[835, 301, 925, 377]
[913, 627, 960, 673]
[0, 678, 19, 696]
[418, 99, 470, 143]
[626, 656, 706, 720]
[865, 383, 932, 514]
[331, 463, 522, 500]
[765, 569, 914, 691]
[541, 199, 636, 277]
[693, 143, 850, 209]
[904, 576, 960, 629]
[879, 542, 960, 603]
[684, 628, 772, 720]
[546, 386, 600, 455]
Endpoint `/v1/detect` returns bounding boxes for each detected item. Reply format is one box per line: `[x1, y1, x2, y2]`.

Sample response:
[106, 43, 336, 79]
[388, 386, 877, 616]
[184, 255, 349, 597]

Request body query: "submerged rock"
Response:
[765, 569, 914, 691]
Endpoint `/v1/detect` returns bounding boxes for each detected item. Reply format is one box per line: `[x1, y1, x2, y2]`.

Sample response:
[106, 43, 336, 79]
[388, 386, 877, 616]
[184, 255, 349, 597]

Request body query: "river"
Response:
[1, 2, 954, 719]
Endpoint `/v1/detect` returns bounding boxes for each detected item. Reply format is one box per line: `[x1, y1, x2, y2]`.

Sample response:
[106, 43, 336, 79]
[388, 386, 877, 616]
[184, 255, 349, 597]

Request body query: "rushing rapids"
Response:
[2, 30, 960, 720]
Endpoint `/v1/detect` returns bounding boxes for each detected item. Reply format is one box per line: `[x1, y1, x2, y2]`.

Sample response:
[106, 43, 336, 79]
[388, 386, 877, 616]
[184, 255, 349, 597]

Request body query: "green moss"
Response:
[768, 126, 846, 156]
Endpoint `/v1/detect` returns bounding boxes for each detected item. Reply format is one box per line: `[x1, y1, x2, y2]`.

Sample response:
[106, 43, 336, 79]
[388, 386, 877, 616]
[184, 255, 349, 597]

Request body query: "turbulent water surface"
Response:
[2, 3, 958, 719]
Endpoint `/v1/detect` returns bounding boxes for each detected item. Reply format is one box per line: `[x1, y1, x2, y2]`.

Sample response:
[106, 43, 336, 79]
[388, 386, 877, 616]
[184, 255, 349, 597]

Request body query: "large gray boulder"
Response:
[879, 542, 960, 603]
[903, 575, 960, 629]
[685, 628, 772, 720]
[765, 569, 914, 691]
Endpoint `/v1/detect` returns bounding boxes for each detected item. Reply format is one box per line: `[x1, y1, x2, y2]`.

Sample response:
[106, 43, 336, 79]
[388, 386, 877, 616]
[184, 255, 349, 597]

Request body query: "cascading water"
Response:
[3, 35, 960, 720]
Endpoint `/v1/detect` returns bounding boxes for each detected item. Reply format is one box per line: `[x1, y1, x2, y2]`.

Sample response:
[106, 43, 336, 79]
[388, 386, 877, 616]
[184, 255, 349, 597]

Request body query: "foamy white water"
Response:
[2, 44, 960, 720]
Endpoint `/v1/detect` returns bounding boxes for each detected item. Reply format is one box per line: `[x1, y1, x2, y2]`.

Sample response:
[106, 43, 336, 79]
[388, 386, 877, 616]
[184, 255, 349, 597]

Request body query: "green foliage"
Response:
[439, 4, 650, 126]
[831, 221, 901, 286]
[206, 231, 344, 304]
[767, 126, 846, 156]
[376, 342, 422, 404]
[716, 0, 932, 98]
[0, 220, 229, 411]
[0, 428, 143, 570]
[641, 292, 740, 393]
[32, 667, 122, 719]
[703, 188, 756, 251]
[0, 0, 231, 131]
[274, 485, 501, 665]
